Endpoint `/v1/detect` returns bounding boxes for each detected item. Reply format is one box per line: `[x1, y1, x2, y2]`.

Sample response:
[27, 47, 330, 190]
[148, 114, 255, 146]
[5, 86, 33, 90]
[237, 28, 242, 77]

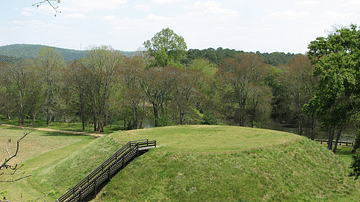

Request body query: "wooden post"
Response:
[79, 187, 82, 202]
[137, 143, 139, 157]
[108, 168, 110, 181]
[94, 177, 97, 197]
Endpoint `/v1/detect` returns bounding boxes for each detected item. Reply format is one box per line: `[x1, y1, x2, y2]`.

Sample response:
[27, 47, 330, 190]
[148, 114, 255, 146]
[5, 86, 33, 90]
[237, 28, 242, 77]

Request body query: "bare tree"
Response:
[0, 129, 34, 183]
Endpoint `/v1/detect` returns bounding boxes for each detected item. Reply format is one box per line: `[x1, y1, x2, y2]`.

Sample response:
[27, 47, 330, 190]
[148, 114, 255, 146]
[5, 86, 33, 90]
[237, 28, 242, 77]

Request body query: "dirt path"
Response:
[0, 124, 104, 138]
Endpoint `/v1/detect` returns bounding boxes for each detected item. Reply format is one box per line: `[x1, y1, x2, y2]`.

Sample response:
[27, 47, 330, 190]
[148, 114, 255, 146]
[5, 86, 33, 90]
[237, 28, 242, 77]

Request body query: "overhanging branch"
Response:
[32, 0, 61, 17]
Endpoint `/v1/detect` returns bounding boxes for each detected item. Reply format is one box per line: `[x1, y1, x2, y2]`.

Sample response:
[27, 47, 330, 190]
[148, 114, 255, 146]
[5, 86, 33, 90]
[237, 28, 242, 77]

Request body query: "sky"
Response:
[1, 0, 359, 54]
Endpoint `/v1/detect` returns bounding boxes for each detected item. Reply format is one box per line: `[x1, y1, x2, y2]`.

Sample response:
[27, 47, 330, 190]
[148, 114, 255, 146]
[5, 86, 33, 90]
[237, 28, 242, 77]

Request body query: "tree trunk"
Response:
[46, 108, 51, 127]
[32, 114, 36, 126]
[153, 103, 159, 127]
[328, 127, 335, 150]
[333, 128, 343, 154]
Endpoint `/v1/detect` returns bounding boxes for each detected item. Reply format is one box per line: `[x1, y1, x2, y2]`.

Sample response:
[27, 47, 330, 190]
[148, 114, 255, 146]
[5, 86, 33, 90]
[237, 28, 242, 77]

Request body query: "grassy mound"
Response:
[92, 126, 356, 201]
[31, 136, 122, 200]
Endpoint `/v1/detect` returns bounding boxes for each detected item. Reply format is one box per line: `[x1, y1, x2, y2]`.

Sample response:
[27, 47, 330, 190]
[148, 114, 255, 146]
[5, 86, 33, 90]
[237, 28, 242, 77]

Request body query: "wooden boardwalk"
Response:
[56, 139, 156, 202]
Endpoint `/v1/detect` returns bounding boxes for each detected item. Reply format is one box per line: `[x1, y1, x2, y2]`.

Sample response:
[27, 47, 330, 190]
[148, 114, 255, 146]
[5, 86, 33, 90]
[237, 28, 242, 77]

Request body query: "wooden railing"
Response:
[56, 139, 156, 202]
[315, 139, 354, 146]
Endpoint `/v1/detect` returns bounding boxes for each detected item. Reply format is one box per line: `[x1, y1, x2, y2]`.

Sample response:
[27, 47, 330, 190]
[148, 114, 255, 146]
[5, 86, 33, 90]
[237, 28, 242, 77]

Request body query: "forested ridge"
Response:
[0, 44, 295, 66]
[1, 26, 360, 159]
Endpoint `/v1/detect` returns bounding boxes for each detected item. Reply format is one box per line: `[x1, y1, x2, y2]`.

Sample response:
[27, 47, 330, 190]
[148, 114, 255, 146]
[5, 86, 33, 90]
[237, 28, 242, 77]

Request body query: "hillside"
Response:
[23, 125, 357, 202]
[0, 44, 135, 61]
[92, 126, 355, 201]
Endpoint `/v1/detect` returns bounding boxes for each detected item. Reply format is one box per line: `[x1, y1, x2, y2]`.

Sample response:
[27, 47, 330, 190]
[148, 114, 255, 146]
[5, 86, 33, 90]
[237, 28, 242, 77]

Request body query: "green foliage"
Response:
[143, 28, 187, 67]
[184, 48, 294, 66]
[201, 110, 218, 125]
[350, 153, 360, 180]
[305, 24, 360, 151]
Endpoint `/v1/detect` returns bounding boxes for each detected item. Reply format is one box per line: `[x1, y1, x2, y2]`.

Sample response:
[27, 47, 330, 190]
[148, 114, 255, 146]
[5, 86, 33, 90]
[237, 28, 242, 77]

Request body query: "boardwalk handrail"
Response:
[56, 139, 156, 202]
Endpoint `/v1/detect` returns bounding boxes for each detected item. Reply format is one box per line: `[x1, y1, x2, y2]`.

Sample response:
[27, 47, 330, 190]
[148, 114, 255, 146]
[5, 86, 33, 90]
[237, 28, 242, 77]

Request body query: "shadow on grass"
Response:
[39, 131, 92, 137]
[337, 146, 354, 156]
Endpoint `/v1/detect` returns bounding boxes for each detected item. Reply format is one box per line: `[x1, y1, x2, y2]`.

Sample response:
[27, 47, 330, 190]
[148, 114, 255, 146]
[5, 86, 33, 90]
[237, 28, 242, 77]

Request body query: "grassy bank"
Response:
[93, 126, 356, 201]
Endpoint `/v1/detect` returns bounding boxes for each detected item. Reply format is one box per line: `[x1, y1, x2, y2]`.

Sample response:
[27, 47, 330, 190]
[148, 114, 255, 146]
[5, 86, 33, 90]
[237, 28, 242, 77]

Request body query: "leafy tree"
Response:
[0, 62, 31, 125]
[305, 24, 360, 153]
[117, 57, 147, 130]
[217, 54, 272, 127]
[80, 46, 124, 132]
[35, 47, 66, 127]
[138, 67, 172, 127]
[143, 28, 187, 67]
[281, 55, 318, 138]
[167, 66, 201, 125]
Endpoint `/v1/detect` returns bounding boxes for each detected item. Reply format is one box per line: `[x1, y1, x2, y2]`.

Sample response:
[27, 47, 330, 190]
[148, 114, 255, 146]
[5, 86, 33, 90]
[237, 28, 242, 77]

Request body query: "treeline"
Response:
[184, 48, 295, 66]
[0, 46, 316, 136]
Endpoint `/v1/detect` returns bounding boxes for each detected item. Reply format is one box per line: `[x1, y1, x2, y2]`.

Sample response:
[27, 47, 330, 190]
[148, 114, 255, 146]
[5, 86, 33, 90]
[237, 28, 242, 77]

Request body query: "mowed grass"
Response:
[110, 125, 302, 153]
[89, 125, 357, 202]
[0, 126, 95, 201]
[1, 118, 123, 135]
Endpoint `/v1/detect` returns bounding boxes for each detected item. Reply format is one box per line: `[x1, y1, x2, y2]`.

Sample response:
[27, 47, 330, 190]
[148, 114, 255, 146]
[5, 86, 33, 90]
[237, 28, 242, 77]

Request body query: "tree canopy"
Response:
[305, 24, 360, 154]
[143, 28, 187, 67]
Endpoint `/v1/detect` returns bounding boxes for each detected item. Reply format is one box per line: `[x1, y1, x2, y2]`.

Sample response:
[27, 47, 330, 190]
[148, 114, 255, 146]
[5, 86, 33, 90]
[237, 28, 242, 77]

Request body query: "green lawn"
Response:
[0, 126, 95, 201]
[110, 125, 302, 153]
[0, 118, 124, 135]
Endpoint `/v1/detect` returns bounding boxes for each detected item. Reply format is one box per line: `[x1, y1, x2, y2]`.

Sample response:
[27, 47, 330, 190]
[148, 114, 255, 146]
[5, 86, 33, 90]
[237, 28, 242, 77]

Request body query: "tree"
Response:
[35, 47, 66, 127]
[138, 67, 172, 127]
[305, 24, 360, 153]
[117, 57, 147, 130]
[167, 66, 201, 125]
[80, 46, 123, 132]
[281, 55, 318, 138]
[0, 62, 31, 126]
[143, 28, 187, 67]
[217, 53, 272, 127]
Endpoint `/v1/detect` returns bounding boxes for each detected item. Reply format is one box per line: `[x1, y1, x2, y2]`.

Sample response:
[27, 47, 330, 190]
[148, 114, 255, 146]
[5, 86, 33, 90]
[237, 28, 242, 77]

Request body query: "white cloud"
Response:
[21, 11, 33, 17]
[134, 4, 151, 11]
[114, 26, 129, 31]
[102, 15, 118, 21]
[145, 14, 172, 21]
[193, 1, 239, 19]
[294, 1, 319, 7]
[151, 0, 182, 4]
[267, 10, 311, 20]
[320, 11, 358, 21]
[62, 0, 127, 11]
[341, 0, 360, 9]
[66, 13, 87, 19]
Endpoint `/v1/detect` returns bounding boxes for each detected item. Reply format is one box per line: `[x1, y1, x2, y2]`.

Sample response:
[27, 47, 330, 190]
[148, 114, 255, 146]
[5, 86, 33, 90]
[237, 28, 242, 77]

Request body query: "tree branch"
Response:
[0, 129, 35, 171]
[32, 0, 61, 17]
[0, 175, 32, 182]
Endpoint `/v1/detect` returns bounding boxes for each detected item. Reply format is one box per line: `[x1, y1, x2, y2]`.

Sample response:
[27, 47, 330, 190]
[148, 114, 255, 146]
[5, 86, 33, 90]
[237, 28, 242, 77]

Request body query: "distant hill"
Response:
[0, 44, 136, 61]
